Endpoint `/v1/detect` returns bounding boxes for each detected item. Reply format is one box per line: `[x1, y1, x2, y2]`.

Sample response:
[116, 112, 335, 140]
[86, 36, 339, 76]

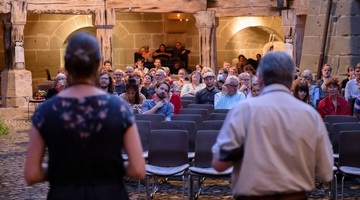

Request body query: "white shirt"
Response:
[214, 92, 245, 109]
[212, 84, 333, 196]
[345, 79, 360, 100]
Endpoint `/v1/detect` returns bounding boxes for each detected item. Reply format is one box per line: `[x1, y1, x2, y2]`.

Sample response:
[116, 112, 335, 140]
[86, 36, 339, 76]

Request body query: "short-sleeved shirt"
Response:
[214, 92, 245, 109]
[195, 87, 220, 104]
[141, 99, 174, 121]
[115, 83, 126, 95]
[345, 79, 360, 100]
[32, 94, 134, 196]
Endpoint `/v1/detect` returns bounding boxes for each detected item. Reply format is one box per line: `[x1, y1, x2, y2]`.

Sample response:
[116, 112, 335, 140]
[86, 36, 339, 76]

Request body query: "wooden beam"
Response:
[106, 0, 207, 13]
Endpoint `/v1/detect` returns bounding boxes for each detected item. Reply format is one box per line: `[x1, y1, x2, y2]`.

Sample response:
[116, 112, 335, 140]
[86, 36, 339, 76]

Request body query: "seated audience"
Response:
[318, 77, 350, 120]
[124, 66, 134, 77]
[102, 60, 112, 72]
[114, 69, 126, 95]
[135, 58, 148, 75]
[195, 72, 220, 105]
[342, 66, 355, 89]
[243, 64, 258, 84]
[181, 71, 205, 97]
[214, 75, 245, 109]
[256, 53, 261, 62]
[154, 58, 162, 70]
[151, 89, 182, 115]
[215, 68, 228, 91]
[201, 67, 213, 75]
[222, 61, 231, 70]
[251, 83, 260, 97]
[238, 72, 252, 98]
[171, 69, 188, 95]
[236, 54, 247, 73]
[119, 77, 146, 107]
[141, 73, 153, 98]
[172, 42, 190, 63]
[195, 64, 203, 73]
[98, 71, 117, 95]
[138, 45, 154, 62]
[146, 69, 167, 99]
[162, 67, 173, 83]
[47, 73, 67, 99]
[316, 64, 332, 100]
[171, 61, 182, 75]
[229, 67, 238, 76]
[142, 81, 174, 121]
[148, 68, 157, 85]
[301, 69, 316, 106]
[153, 44, 171, 58]
[292, 78, 311, 105]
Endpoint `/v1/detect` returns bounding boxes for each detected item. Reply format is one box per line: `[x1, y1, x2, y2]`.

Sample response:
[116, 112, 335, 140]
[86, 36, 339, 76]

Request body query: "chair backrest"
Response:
[324, 115, 358, 126]
[339, 131, 360, 168]
[179, 108, 208, 121]
[202, 120, 224, 130]
[148, 129, 188, 167]
[348, 98, 356, 116]
[135, 120, 151, 151]
[188, 104, 214, 115]
[160, 120, 196, 152]
[213, 109, 230, 114]
[194, 130, 219, 168]
[133, 108, 139, 114]
[135, 114, 165, 130]
[332, 122, 360, 154]
[171, 114, 202, 131]
[181, 100, 193, 108]
[180, 96, 195, 103]
[209, 113, 227, 120]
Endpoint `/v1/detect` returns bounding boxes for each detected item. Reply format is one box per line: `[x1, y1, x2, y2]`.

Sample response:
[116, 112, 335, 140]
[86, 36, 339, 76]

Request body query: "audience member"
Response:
[58, 67, 66, 74]
[25, 32, 145, 199]
[215, 68, 228, 91]
[315, 64, 332, 100]
[181, 71, 205, 97]
[154, 58, 162, 70]
[211, 51, 332, 199]
[345, 63, 360, 100]
[138, 45, 154, 62]
[171, 61, 182, 75]
[114, 69, 126, 95]
[98, 71, 117, 95]
[256, 53, 261, 62]
[124, 66, 134, 77]
[141, 74, 153, 98]
[301, 69, 316, 106]
[135, 58, 149, 75]
[292, 78, 311, 105]
[250, 83, 260, 97]
[201, 67, 213, 75]
[172, 42, 190, 63]
[238, 72, 252, 98]
[142, 81, 174, 121]
[171, 69, 188, 95]
[243, 64, 258, 84]
[229, 67, 238, 77]
[342, 66, 355, 89]
[236, 54, 247, 73]
[214, 75, 245, 109]
[195, 72, 220, 105]
[46, 73, 67, 99]
[318, 77, 350, 119]
[153, 44, 171, 58]
[195, 64, 203, 73]
[146, 69, 167, 99]
[222, 61, 231, 70]
[151, 90, 182, 115]
[102, 60, 112, 72]
[148, 68, 157, 85]
[119, 77, 146, 107]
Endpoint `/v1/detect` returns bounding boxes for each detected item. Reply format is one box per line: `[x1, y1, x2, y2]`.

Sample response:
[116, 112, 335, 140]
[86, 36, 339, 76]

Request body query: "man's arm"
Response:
[344, 81, 351, 100]
[315, 120, 334, 182]
[143, 100, 164, 114]
[195, 91, 201, 104]
[212, 143, 234, 172]
[165, 102, 174, 121]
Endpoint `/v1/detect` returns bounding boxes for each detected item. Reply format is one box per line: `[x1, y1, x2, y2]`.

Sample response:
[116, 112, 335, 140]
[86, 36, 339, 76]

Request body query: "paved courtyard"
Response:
[0, 106, 359, 199]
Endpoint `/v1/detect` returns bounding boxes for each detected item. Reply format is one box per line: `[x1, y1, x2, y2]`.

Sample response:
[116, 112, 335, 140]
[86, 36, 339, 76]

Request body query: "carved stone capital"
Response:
[11, 1, 27, 25]
[93, 8, 115, 29]
[194, 11, 216, 29]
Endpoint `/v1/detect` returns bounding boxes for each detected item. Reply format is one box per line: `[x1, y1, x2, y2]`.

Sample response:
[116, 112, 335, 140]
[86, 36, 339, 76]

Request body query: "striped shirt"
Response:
[344, 79, 360, 100]
[354, 96, 360, 115]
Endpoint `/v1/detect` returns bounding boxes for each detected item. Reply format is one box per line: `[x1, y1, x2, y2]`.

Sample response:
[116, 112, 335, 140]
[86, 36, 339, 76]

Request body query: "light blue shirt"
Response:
[141, 99, 174, 121]
[345, 79, 360, 100]
[214, 92, 246, 109]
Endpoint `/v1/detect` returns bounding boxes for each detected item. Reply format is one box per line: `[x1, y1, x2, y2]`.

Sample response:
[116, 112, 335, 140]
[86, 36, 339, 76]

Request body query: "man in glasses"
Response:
[214, 75, 245, 109]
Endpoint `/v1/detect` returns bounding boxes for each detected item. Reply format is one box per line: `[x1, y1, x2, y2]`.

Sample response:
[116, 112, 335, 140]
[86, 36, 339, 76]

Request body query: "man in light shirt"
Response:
[212, 51, 333, 199]
[214, 75, 245, 109]
[345, 63, 360, 100]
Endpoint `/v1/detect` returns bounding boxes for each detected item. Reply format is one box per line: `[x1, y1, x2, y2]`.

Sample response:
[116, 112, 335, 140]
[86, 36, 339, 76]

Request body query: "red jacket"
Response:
[151, 92, 182, 114]
[318, 96, 351, 120]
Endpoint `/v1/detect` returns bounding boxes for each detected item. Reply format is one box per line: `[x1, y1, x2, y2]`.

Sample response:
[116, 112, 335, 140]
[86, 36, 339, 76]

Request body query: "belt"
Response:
[234, 191, 307, 200]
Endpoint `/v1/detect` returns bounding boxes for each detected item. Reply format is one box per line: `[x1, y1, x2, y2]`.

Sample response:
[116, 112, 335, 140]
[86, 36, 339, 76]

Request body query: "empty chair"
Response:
[181, 100, 192, 108]
[324, 115, 358, 126]
[171, 114, 203, 131]
[338, 131, 360, 200]
[213, 109, 230, 114]
[160, 120, 197, 153]
[209, 113, 227, 120]
[146, 130, 189, 199]
[188, 104, 214, 115]
[202, 120, 224, 130]
[135, 120, 151, 152]
[188, 130, 232, 199]
[135, 114, 165, 130]
[331, 122, 360, 156]
[180, 108, 208, 121]
[180, 96, 195, 103]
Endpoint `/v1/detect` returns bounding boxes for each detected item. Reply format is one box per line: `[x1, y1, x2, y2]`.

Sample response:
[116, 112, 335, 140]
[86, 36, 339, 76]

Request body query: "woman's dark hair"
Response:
[126, 76, 140, 104]
[159, 44, 166, 51]
[64, 32, 101, 79]
[325, 77, 341, 91]
[99, 71, 115, 94]
[292, 78, 310, 103]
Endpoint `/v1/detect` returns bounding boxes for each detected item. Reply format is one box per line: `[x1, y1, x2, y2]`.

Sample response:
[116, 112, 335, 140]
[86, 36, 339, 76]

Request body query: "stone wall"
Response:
[300, 0, 360, 78]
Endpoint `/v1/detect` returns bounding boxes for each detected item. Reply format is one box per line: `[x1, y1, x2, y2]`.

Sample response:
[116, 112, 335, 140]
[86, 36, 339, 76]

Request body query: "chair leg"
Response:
[188, 175, 194, 200]
[146, 176, 150, 199]
[182, 175, 185, 200]
[138, 179, 141, 200]
[341, 176, 345, 200]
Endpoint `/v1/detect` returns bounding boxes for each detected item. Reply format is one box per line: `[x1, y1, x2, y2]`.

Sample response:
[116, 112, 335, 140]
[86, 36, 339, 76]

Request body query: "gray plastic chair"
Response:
[171, 114, 203, 131]
[209, 113, 227, 120]
[213, 109, 230, 114]
[180, 96, 196, 103]
[181, 100, 192, 108]
[135, 114, 165, 130]
[188, 104, 214, 115]
[202, 120, 224, 130]
[180, 108, 208, 121]
[332, 122, 360, 155]
[160, 120, 197, 152]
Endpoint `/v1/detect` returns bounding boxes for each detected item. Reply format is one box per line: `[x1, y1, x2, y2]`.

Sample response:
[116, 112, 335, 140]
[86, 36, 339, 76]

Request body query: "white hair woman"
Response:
[46, 73, 67, 99]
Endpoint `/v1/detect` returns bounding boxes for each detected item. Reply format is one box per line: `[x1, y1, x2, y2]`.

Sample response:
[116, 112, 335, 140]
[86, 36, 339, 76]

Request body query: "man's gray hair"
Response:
[238, 72, 250, 80]
[257, 51, 295, 89]
[225, 75, 239, 85]
[301, 69, 313, 81]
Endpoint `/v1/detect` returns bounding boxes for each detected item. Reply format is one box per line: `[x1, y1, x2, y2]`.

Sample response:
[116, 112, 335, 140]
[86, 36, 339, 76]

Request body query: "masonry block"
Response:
[339, 56, 360, 70]
[164, 21, 188, 33]
[1, 70, 32, 108]
[50, 36, 64, 49]
[25, 22, 62, 36]
[307, 0, 322, 15]
[303, 15, 326, 36]
[152, 35, 165, 49]
[121, 22, 163, 33]
[143, 13, 163, 21]
[301, 36, 322, 55]
[328, 36, 360, 55]
[36, 50, 61, 67]
[336, 16, 360, 36]
[299, 55, 319, 73]
[24, 36, 50, 50]
[118, 35, 135, 48]
[116, 13, 143, 21]
[135, 35, 152, 48]
[335, 1, 360, 16]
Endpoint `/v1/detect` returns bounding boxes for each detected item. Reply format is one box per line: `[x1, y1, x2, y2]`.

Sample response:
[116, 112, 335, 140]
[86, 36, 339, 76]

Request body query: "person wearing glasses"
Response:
[114, 69, 125, 95]
[180, 71, 205, 97]
[238, 72, 252, 98]
[214, 75, 245, 109]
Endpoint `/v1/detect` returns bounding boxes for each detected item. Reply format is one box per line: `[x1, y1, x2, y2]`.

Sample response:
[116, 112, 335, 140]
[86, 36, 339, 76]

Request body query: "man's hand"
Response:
[155, 100, 164, 109]
[182, 50, 186, 54]
[221, 85, 228, 94]
[239, 85, 247, 92]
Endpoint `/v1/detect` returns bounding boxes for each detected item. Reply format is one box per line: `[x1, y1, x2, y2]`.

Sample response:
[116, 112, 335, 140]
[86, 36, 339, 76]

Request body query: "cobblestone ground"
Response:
[0, 107, 360, 199]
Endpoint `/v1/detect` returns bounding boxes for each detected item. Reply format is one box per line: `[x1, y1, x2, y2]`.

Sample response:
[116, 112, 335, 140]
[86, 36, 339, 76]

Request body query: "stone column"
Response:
[1, 0, 32, 107]
[93, 8, 115, 68]
[194, 11, 218, 72]
[281, 9, 305, 69]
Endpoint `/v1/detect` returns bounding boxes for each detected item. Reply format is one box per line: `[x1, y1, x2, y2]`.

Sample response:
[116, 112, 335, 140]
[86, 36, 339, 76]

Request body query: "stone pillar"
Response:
[281, 9, 305, 69]
[93, 8, 115, 68]
[1, 0, 32, 107]
[194, 11, 218, 72]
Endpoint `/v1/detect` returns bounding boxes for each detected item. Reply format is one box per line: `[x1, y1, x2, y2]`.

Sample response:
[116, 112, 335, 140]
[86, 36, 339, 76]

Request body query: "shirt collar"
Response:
[260, 84, 290, 96]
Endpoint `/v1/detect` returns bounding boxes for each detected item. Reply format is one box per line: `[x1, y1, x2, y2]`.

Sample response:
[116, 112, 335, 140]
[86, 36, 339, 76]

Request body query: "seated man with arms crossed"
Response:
[141, 80, 174, 121]
[214, 75, 245, 109]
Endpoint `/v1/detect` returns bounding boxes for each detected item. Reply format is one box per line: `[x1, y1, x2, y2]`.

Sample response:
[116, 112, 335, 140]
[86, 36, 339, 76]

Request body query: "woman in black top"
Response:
[46, 73, 67, 99]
